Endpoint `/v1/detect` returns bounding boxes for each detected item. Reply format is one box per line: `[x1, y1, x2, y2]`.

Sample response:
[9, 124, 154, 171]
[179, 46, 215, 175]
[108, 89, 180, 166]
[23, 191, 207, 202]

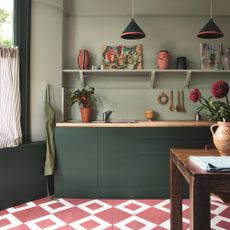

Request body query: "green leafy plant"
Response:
[70, 86, 96, 108]
[0, 8, 12, 47]
[189, 80, 230, 122]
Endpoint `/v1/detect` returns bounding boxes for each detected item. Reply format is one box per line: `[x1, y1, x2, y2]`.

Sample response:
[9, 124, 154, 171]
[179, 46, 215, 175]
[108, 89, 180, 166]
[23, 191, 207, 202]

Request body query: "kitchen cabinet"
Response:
[54, 128, 98, 197]
[98, 128, 139, 197]
[54, 126, 212, 198]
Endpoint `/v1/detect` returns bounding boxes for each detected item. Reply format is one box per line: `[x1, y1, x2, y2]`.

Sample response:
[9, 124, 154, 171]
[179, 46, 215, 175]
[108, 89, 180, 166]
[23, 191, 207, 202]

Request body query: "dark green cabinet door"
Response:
[138, 128, 212, 198]
[54, 128, 98, 197]
[98, 128, 139, 197]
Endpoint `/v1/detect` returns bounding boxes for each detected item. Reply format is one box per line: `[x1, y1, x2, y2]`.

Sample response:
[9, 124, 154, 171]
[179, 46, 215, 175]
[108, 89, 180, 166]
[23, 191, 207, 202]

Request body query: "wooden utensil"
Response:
[176, 90, 182, 112]
[181, 90, 186, 112]
[169, 90, 175, 112]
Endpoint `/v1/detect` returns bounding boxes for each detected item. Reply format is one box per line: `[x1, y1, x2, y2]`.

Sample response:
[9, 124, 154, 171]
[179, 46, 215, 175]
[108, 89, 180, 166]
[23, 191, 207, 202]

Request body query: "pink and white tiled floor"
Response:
[0, 196, 230, 230]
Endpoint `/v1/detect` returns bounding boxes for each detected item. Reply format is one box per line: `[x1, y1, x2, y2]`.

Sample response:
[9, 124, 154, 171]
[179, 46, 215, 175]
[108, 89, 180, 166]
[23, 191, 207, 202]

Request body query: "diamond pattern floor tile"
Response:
[0, 197, 229, 230]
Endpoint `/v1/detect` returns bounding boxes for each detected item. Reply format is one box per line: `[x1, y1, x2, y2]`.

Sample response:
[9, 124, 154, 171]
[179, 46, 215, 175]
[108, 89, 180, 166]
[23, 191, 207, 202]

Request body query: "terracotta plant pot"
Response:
[210, 122, 230, 156]
[80, 107, 92, 123]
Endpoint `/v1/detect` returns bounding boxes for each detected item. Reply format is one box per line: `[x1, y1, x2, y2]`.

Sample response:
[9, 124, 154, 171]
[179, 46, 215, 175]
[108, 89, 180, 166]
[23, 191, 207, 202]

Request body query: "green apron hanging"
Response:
[44, 84, 56, 176]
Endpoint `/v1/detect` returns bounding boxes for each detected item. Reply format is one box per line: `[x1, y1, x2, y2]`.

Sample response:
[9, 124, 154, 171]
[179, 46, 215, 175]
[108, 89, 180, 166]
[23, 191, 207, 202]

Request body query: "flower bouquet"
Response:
[190, 80, 230, 155]
[189, 80, 230, 122]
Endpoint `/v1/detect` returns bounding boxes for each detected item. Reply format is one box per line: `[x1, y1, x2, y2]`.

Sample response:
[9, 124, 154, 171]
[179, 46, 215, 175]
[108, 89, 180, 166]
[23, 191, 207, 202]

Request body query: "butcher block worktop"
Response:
[56, 120, 214, 128]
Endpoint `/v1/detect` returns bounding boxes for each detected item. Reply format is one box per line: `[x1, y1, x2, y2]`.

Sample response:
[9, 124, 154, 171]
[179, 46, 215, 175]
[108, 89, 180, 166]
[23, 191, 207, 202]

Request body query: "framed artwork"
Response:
[102, 44, 142, 70]
[200, 43, 222, 70]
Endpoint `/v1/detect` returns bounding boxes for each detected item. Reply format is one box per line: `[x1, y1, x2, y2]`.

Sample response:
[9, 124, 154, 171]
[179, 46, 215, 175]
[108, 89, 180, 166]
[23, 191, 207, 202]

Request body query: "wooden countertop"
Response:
[56, 120, 215, 128]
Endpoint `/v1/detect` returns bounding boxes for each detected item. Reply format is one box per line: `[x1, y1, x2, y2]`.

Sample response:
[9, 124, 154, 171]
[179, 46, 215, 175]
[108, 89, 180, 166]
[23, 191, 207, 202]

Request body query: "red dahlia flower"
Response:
[189, 88, 201, 103]
[189, 80, 230, 122]
[211, 80, 229, 98]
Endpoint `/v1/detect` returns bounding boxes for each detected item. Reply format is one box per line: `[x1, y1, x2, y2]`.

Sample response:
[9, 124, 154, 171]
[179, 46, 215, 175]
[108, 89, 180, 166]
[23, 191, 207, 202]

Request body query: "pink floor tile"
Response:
[0, 209, 9, 216]
[137, 207, 169, 225]
[112, 208, 133, 223]
[0, 196, 229, 230]
[95, 207, 114, 223]
[10, 224, 31, 230]
[11, 206, 49, 222]
[55, 207, 89, 223]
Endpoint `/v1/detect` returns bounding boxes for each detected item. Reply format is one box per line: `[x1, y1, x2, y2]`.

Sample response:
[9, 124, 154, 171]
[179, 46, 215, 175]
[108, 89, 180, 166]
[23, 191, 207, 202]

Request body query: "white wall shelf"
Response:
[63, 69, 230, 89]
[62, 69, 230, 121]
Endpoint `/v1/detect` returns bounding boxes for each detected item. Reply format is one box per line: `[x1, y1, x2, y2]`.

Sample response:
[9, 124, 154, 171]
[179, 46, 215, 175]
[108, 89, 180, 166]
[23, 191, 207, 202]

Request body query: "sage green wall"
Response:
[63, 14, 230, 121]
[31, 0, 63, 141]
[30, 0, 230, 140]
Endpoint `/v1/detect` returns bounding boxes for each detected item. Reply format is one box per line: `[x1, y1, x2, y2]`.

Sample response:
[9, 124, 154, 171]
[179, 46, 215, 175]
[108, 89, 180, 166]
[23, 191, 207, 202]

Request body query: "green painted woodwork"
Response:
[55, 128, 98, 197]
[98, 129, 138, 188]
[14, 0, 31, 143]
[0, 142, 47, 210]
[54, 127, 212, 198]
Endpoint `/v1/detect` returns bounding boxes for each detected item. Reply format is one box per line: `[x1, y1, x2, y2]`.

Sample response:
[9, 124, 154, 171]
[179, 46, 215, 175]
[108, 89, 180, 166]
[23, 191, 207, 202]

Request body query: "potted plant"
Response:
[70, 86, 96, 123]
[189, 80, 230, 155]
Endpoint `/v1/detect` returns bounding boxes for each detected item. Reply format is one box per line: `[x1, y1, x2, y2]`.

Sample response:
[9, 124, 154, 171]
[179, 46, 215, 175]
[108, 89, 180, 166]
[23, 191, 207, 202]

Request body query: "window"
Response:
[0, 0, 31, 144]
[0, 0, 13, 46]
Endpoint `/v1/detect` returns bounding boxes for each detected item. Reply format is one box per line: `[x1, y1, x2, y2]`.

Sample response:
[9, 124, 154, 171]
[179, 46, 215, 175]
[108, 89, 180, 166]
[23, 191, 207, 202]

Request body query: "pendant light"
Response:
[121, 0, 145, 39]
[197, 0, 224, 39]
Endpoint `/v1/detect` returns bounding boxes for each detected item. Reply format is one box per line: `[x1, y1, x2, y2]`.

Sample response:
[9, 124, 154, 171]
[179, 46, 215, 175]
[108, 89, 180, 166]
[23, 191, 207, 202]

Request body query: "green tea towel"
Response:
[44, 84, 56, 176]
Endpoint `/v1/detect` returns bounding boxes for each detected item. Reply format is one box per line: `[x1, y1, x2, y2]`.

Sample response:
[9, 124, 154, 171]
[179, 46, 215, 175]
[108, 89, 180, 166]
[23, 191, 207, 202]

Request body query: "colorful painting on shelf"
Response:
[200, 43, 222, 70]
[102, 45, 142, 70]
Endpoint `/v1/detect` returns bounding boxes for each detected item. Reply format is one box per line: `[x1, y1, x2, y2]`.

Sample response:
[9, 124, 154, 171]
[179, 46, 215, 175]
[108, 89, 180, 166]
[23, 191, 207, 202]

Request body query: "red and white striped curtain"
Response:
[0, 46, 22, 147]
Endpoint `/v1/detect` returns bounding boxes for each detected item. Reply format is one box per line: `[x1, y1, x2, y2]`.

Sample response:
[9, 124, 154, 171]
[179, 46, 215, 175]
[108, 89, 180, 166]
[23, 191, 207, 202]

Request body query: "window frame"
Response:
[13, 0, 31, 143]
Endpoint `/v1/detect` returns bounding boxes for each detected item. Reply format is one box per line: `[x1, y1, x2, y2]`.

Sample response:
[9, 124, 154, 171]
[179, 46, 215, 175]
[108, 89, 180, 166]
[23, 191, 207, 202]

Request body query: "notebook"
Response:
[189, 156, 230, 172]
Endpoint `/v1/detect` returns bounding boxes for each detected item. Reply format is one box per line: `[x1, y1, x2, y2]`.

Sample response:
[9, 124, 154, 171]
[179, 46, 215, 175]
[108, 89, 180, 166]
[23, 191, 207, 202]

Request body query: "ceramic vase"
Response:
[210, 122, 230, 156]
[80, 107, 92, 123]
[78, 49, 90, 70]
[222, 48, 230, 70]
[157, 50, 170, 70]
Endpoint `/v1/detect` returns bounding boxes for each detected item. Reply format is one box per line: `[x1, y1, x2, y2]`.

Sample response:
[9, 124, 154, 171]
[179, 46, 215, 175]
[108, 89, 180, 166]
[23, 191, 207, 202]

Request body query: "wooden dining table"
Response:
[170, 148, 230, 230]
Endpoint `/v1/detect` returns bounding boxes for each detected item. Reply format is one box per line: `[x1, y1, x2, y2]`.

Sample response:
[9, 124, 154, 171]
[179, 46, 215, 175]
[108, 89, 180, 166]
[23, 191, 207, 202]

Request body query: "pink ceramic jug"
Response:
[157, 50, 170, 70]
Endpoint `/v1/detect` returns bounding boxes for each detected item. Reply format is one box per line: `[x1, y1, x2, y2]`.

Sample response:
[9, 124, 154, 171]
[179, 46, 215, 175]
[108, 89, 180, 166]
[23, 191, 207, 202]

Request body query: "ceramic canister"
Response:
[176, 56, 187, 69]
[78, 49, 90, 70]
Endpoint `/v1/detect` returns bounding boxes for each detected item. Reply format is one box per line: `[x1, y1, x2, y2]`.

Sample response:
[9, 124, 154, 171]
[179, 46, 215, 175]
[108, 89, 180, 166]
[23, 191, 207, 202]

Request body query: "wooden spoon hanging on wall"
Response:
[181, 90, 186, 112]
[176, 90, 182, 112]
[169, 90, 175, 112]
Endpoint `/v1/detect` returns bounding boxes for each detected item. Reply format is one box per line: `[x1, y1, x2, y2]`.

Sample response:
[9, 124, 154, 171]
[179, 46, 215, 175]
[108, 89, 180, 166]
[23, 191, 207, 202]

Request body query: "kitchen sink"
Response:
[92, 119, 137, 123]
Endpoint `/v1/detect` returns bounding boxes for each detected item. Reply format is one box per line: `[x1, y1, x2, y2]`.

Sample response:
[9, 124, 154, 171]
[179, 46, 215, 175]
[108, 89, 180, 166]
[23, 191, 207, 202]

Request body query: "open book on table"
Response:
[189, 156, 230, 172]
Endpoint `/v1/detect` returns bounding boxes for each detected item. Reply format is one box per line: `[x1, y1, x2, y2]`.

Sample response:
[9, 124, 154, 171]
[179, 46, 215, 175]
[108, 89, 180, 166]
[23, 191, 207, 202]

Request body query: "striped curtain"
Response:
[0, 46, 22, 147]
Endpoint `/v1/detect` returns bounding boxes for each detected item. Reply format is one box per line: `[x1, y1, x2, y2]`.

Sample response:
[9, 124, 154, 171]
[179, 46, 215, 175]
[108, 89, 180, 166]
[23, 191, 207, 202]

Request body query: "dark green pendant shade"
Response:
[197, 18, 224, 39]
[121, 19, 145, 39]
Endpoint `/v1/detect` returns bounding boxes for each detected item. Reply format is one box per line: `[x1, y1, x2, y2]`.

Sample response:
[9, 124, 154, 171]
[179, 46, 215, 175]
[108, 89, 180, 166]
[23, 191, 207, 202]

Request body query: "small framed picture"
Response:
[102, 44, 142, 70]
[200, 43, 222, 70]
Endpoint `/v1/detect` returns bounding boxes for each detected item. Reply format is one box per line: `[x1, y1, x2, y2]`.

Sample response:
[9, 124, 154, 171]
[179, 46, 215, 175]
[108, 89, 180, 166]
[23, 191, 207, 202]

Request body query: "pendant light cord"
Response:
[132, 0, 134, 19]
[210, 0, 213, 19]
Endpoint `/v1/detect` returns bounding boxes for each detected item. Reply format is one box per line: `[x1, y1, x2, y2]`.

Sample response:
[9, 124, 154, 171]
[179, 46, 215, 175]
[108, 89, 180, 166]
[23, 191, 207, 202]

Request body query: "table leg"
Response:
[189, 177, 210, 230]
[170, 157, 183, 230]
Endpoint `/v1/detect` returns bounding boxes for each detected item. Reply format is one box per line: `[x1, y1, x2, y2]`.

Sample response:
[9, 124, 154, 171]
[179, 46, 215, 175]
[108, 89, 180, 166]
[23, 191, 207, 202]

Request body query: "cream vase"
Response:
[210, 122, 230, 156]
